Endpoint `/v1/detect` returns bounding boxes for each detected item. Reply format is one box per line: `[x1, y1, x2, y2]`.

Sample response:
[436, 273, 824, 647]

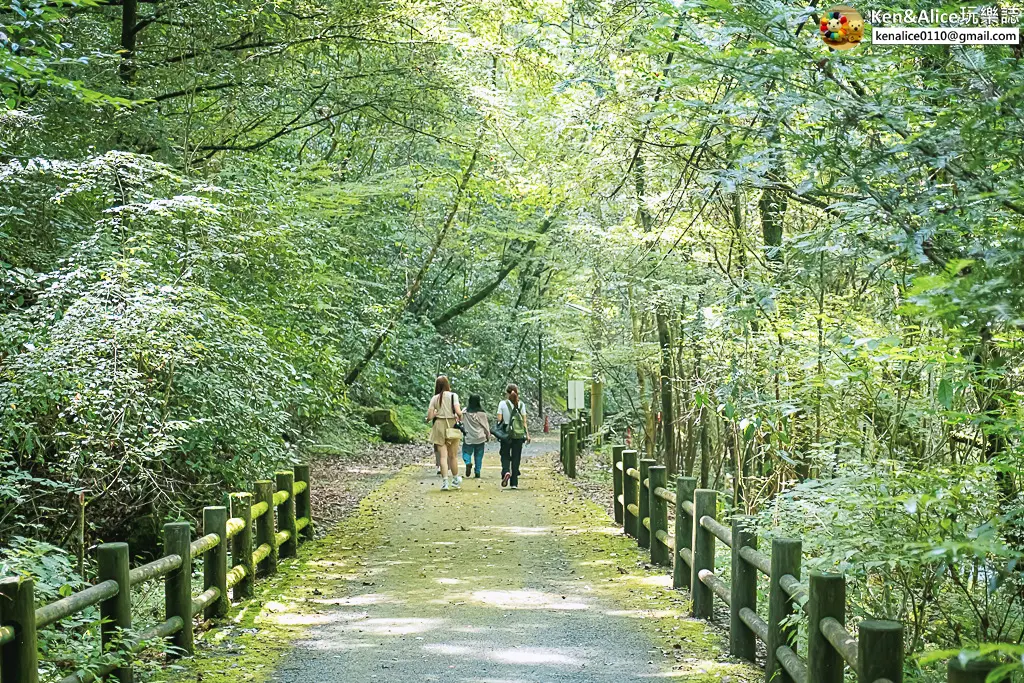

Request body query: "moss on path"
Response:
[165, 454, 759, 682]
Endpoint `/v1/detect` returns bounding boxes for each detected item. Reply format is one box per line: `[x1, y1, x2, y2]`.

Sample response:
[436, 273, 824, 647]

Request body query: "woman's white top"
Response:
[497, 399, 525, 425]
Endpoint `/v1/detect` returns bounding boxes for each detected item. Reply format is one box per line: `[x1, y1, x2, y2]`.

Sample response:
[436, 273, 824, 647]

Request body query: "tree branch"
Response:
[148, 80, 270, 103]
[343, 140, 483, 386]
[430, 213, 558, 328]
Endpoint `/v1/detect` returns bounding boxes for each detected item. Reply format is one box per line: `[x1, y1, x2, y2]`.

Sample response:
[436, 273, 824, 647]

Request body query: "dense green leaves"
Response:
[4, 0, 1024, 673]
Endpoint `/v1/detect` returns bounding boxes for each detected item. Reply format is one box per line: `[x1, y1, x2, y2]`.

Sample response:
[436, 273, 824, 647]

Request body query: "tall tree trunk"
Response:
[976, 327, 1020, 545]
[120, 0, 138, 83]
[647, 366, 659, 460]
[758, 127, 787, 261]
[656, 308, 676, 473]
[699, 404, 710, 488]
[628, 285, 653, 456]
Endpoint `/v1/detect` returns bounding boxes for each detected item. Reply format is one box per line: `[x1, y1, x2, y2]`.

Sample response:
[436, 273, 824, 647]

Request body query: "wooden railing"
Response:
[608, 445, 906, 683]
[0, 464, 313, 683]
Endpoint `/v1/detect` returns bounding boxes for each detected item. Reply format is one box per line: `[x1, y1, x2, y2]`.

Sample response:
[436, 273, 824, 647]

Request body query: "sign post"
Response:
[567, 380, 585, 412]
[567, 380, 585, 447]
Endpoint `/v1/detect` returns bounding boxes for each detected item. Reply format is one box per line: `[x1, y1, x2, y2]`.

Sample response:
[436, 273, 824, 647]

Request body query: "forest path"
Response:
[262, 435, 744, 682]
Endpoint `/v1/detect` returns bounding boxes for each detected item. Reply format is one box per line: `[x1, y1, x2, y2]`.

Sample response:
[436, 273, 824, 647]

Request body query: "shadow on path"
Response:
[263, 438, 750, 682]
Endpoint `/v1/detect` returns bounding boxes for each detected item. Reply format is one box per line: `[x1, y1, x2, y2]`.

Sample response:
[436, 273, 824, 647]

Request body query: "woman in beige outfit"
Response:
[426, 375, 463, 490]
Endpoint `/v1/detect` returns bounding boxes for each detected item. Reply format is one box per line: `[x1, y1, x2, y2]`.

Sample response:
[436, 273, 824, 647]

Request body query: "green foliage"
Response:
[0, 1, 125, 110]
[6, 0, 1024, 673]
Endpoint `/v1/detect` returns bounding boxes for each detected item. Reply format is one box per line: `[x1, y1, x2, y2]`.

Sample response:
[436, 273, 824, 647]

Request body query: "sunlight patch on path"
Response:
[469, 589, 590, 610]
[424, 643, 584, 666]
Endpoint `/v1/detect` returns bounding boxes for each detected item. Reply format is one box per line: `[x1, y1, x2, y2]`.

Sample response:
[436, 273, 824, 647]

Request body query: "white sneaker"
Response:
[451, 476, 462, 489]
[441, 478, 450, 491]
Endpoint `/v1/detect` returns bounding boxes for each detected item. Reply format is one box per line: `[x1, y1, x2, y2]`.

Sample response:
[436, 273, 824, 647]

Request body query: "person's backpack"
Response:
[508, 401, 526, 440]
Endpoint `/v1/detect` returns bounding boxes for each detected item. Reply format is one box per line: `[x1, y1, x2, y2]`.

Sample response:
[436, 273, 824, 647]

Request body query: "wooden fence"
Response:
[0, 465, 313, 683]
[566, 420, 1007, 683]
[586, 444, 1009, 683]
[587, 442, 907, 683]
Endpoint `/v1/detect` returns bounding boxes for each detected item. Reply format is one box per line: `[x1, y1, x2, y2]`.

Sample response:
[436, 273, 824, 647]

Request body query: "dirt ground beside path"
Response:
[168, 435, 757, 683]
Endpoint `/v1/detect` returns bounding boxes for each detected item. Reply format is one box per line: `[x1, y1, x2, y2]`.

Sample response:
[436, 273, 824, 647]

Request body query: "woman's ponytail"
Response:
[506, 383, 519, 407]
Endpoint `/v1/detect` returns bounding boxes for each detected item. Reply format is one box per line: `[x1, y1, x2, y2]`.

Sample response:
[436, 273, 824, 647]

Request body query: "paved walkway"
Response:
[269, 436, 683, 682]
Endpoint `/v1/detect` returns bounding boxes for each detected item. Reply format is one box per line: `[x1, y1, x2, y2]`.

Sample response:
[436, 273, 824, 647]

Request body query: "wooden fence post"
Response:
[691, 488, 717, 619]
[858, 620, 903, 683]
[0, 576, 38, 683]
[255, 480, 277, 575]
[673, 476, 697, 589]
[559, 424, 566, 469]
[622, 450, 639, 539]
[231, 492, 255, 600]
[576, 417, 584, 454]
[767, 537, 802, 683]
[948, 659, 1008, 683]
[566, 430, 577, 477]
[164, 521, 193, 657]
[611, 445, 625, 525]
[638, 458, 656, 549]
[730, 517, 757, 662]
[98, 542, 132, 683]
[808, 572, 845, 683]
[295, 464, 313, 542]
[203, 506, 229, 619]
[276, 471, 297, 559]
[567, 430, 577, 479]
[649, 466, 669, 566]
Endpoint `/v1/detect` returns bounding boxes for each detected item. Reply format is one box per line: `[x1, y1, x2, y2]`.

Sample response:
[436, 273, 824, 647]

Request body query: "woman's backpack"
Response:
[508, 402, 526, 440]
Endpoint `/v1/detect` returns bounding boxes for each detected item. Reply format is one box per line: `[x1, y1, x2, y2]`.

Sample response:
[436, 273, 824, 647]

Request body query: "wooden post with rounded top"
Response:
[808, 572, 846, 683]
[203, 506, 229, 619]
[255, 480, 277, 576]
[276, 471, 297, 558]
[673, 476, 697, 589]
[611, 445, 625, 525]
[637, 458, 656, 549]
[295, 464, 313, 541]
[690, 489, 717, 619]
[649, 466, 670, 566]
[0, 576, 38, 683]
[859, 620, 904, 683]
[231, 492, 255, 600]
[98, 542, 133, 682]
[766, 537, 801, 683]
[622, 449, 639, 539]
[730, 518, 757, 662]
[164, 521, 193, 657]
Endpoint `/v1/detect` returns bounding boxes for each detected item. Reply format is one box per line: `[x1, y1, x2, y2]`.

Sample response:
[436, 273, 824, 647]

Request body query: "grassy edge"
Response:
[155, 467, 419, 682]
[543, 456, 762, 681]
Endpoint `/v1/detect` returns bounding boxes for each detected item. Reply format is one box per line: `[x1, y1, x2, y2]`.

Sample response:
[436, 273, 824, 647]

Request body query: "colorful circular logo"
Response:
[820, 5, 865, 49]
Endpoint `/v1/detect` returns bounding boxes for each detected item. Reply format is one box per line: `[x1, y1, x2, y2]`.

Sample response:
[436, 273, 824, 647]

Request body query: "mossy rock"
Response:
[380, 420, 413, 444]
[364, 407, 397, 427]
